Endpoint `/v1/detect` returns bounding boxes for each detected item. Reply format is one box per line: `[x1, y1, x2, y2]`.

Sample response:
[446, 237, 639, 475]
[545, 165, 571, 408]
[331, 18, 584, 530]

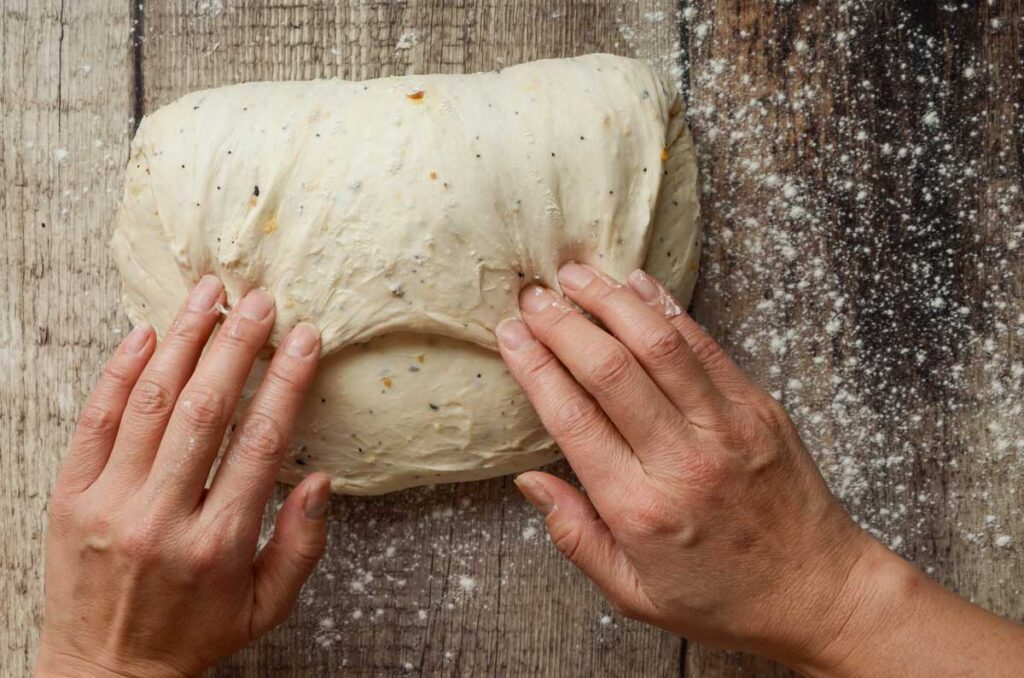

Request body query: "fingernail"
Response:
[238, 289, 275, 321]
[187, 275, 224, 312]
[496, 318, 535, 351]
[558, 262, 595, 291]
[303, 476, 331, 520]
[123, 323, 151, 354]
[519, 285, 553, 314]
[285, 322, 320, 358]
[628, 269, 660, 302]
[514, 474, 555, 515]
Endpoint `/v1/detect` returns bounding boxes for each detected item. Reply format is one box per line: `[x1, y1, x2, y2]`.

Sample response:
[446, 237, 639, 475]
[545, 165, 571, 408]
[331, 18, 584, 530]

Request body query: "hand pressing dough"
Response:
[112, 54, 701, 495]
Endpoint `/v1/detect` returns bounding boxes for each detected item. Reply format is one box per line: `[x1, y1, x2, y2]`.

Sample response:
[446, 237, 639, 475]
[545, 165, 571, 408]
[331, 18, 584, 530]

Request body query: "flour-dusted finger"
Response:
[628, 270, 755, 402]
[559, 263, 731, 430]
[204, 322, 321, 535]
[517, 285, 686, 455]
[104, 276, 224, 487]
[250, 472, 330, 635]
[496, 318, 641, 499]
[59, 324, 155, 494]
[147, 289, 276, 512]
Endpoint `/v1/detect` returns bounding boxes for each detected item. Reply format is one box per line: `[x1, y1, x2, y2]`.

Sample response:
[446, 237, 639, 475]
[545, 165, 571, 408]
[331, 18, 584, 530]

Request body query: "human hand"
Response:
[494, 263, 929, 674]
[36, 277, 330, 678]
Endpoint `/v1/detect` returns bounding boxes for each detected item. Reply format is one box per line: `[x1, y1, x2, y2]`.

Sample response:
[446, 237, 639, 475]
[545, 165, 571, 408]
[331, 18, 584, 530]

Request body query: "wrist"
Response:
[791, 536, 923, 678]
[35, 645, 133, 678]
[34, 637, 191, 678]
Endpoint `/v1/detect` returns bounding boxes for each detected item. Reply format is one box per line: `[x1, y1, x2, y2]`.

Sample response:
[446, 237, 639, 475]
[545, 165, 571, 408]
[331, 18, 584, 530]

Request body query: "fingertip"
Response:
[122, 322, 154, 355]
[627, 269, 660, 301]
[300, 472, 331, 520]
[186, 274, 225, 313]
[627, 269, 682, 318]
[519, 284, 555, 314]
[496, 318, 536, 352]
[514, 472, 556, 515]
[284, 322, 321, 359]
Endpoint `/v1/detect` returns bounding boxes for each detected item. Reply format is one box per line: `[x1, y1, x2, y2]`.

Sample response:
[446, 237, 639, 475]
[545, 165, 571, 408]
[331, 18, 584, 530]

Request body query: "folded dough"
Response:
[112, 54, 701, 495]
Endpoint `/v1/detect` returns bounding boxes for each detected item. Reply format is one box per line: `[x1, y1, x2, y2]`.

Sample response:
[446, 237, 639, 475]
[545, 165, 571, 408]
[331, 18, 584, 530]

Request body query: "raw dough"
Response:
[112, 54, 701, 495]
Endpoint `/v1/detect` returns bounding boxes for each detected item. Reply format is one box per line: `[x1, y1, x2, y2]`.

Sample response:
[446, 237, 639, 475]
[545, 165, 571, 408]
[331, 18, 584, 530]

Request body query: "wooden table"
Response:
[3, 1, 1021, 675]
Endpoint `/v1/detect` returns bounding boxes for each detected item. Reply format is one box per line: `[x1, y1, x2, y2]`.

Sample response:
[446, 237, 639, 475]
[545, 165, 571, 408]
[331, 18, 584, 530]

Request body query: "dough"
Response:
[112, 54, 701, 495]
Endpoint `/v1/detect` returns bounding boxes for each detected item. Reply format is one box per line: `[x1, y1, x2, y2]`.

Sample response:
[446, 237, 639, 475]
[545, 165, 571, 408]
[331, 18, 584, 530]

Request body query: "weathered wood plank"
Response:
[141, 1, 683, 675]
[0, 1, 133, 675]
[685, 1, 1023, 675]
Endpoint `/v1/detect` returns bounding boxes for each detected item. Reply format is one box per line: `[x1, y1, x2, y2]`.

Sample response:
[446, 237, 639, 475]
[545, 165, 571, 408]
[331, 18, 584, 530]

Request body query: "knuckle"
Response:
[685, 451, 731, 489]
[541, 304, 575, 334]
[283, 536, 326, 572]
[520, 349, 560, 388]
[548, 520, 585, 565]
[116, 524, 162, 562]
[583, 277, 619, 304]
[688, 332, 728, 371]
[753, 395, 792, 436]
[235, 411, 287, 463]
[186, 541, 222, 572]
[76, 403, 119, 440]
[621, 497, 675, 541]
[130, 378, 177, 419]
[220, 316, 266, 349]
[265, 360, 309, 393]
[548, 396, 602, 439]
[101, 359, 137, 390]
[167, 310, 210, 345]
[635, 325, 686, 365]
[178, 384, 230, 432]
[586, 345, 633, 391]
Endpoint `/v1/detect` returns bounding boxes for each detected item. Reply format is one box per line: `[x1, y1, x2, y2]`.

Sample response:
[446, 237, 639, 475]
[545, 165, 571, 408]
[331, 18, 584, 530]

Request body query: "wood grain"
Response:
[140, 1, 682, 676]
[686, 1, 1024, 675]
[1, 1, 133, 675]
[4, 1, 1021, 676]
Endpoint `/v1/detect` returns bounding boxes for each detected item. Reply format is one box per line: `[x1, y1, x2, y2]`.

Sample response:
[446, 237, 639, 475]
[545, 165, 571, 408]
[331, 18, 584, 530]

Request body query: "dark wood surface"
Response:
[2, 1, 1021, 676]
[687, 1, 1024, 675]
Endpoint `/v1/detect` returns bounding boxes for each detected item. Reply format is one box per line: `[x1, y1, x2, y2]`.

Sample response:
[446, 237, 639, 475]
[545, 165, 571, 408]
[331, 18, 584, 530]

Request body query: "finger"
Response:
[147, 289, 276, 511]
[496, 318, 642, 502]
[106, 276, 225, 483]
[251, 472, 330, 636]
[59, 324, 156, 493]
[518, 284, 684, 453]
[204, 323, 321, 529]
[558, 263, 729, 427]
[515, 472, 655, 618]
[627, 270, 754, 401]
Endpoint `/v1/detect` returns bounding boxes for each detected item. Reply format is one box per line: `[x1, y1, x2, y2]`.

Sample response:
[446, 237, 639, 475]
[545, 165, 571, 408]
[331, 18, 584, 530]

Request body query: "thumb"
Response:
[251, 472, 331, 636]
[514, 472, 646, 614]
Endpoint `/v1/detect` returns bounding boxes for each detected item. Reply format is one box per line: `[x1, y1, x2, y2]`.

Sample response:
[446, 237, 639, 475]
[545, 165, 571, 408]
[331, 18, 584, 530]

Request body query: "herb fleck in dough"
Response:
[112, 54, 701, 494]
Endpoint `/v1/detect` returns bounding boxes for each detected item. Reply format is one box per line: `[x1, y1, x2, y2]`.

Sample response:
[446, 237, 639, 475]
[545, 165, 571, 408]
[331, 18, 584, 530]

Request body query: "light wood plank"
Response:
[141, 1, 683, 675]
[0, 1, 133, 675]
[684, 1, 1024, 675]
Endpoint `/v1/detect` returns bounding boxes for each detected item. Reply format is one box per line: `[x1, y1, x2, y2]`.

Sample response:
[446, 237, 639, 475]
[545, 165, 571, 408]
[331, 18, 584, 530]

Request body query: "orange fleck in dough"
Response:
[263, 216, 279, 234]
[430, 171, 438, 180]
[406, 90, 425, 101]
[661, 148, 670, 161]
[382, 377, 393, 388]
[416, 353, 425, 364]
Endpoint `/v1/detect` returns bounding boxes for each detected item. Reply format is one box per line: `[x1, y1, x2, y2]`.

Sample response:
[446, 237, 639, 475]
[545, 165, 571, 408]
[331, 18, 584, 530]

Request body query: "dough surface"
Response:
[112, 54, 701, 494]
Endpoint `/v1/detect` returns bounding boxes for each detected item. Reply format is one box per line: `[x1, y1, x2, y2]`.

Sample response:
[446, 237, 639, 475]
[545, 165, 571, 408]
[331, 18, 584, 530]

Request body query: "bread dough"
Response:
[112, 54, 701, 495]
